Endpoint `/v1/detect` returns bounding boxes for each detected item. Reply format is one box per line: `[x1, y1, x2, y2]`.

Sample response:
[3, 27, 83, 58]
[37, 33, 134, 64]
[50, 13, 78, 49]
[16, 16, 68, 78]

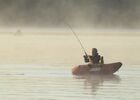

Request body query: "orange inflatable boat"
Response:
[72, 62, 122, 75]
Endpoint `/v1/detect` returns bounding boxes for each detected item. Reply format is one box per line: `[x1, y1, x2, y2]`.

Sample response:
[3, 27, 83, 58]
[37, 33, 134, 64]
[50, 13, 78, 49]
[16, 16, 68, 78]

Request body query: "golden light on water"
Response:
[0, 31, 139, 65]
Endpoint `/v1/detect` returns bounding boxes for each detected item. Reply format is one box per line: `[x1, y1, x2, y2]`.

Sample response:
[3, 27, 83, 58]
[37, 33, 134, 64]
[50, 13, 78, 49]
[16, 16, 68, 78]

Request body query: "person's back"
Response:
[83, 48, 104, 64]
[91, 48, 100, 64]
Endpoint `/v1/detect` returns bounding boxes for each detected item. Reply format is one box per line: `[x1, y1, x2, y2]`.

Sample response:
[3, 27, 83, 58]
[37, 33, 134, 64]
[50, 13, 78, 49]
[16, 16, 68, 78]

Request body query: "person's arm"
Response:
[83, 55, 92, 63]
[83, 55, 89, 62]
[100, 56, 104, 64]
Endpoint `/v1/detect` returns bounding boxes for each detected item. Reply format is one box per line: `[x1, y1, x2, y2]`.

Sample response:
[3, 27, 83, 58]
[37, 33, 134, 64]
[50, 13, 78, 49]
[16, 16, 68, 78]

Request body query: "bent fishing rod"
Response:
[65, 22, 88, 57]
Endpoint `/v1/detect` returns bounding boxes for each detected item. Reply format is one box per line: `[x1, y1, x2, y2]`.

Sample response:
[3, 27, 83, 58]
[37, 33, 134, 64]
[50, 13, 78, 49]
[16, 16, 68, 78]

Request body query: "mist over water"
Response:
[0, 0, 139, 65]
[0, 0, 140, 30]
[0, 1, 140, 100]
[0, 34, 139, 65]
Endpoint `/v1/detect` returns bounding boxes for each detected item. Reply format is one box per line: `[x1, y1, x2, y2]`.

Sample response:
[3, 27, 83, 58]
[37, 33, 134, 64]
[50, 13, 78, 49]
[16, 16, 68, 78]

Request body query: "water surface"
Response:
[0, 34, 139, 100]
[0, 64, 139, 100]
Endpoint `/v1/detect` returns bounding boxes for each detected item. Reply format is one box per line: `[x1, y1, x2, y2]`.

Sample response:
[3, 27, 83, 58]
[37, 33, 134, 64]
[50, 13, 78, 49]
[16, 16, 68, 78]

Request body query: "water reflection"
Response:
[74, 74, 121, 93]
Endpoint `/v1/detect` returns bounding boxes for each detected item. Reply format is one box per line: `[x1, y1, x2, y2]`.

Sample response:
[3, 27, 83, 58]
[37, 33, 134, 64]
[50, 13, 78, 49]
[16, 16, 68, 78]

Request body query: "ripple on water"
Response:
[0, 65, 139, 100]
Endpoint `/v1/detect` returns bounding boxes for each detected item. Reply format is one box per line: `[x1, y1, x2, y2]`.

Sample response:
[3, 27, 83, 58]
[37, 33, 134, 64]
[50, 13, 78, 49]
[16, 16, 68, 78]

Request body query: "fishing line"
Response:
[64, 21, 88, 56]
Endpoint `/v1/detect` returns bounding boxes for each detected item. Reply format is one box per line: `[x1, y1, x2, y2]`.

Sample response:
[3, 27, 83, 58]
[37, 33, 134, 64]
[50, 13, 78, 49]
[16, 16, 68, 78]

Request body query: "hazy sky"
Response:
[0, 0, 140, 30]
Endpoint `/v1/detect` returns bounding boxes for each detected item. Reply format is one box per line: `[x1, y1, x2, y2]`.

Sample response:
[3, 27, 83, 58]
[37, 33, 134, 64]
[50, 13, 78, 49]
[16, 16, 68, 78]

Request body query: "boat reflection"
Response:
[74, 74, 121, 93]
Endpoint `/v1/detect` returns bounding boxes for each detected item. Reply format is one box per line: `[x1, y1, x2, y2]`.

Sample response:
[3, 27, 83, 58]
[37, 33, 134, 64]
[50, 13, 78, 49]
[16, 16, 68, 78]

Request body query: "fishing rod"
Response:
[65, 22, 88, 57]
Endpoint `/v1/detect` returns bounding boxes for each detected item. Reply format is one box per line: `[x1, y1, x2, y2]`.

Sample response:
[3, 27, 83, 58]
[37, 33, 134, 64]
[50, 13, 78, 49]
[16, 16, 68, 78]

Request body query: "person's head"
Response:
[92, 48, 98, 56]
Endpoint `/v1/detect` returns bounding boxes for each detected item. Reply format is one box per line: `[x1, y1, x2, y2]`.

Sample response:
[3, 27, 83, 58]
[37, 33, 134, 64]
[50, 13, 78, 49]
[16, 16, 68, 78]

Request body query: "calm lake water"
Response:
[0, 34, 139, 100]
[0, 64, 139, 100]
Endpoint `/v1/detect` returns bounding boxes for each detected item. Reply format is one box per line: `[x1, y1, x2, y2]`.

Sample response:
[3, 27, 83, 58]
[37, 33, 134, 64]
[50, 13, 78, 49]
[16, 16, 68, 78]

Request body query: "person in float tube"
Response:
[83, 48, 104, 64]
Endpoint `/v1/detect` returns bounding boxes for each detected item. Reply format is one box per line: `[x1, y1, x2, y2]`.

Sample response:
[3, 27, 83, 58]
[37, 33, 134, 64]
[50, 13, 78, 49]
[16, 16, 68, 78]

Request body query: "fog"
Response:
[0, 1, 139, 65]
[0, 0, 140, 30]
